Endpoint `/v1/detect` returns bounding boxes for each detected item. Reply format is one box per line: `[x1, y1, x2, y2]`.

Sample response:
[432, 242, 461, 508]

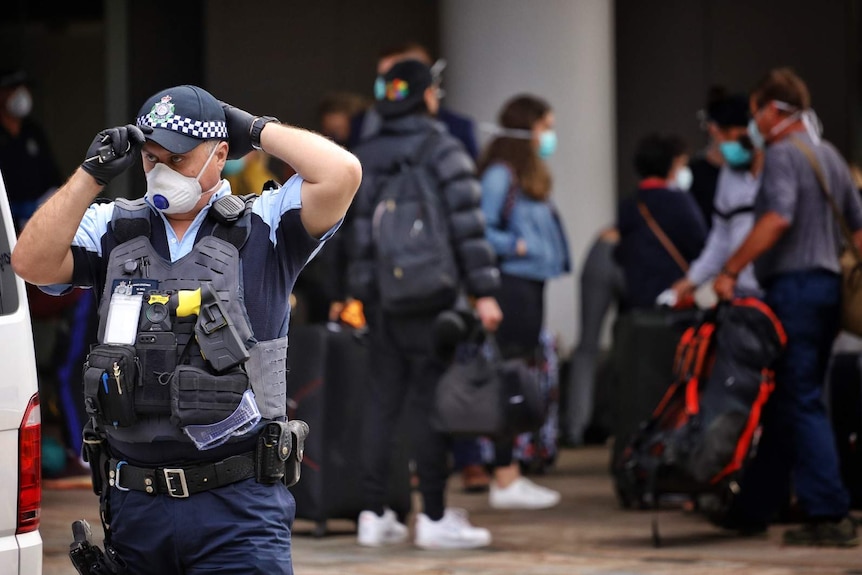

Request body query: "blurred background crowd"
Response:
[2, 0, 861, 548]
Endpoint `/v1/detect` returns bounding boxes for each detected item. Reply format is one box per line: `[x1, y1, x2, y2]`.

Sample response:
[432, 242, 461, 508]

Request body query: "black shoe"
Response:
[716, 514, 768, 537]
[723, 521, 768, 537]
[783, 517, 859, 548]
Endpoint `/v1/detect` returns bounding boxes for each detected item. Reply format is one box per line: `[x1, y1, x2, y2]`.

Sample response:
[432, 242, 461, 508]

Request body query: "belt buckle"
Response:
[163, 468, 189, 498]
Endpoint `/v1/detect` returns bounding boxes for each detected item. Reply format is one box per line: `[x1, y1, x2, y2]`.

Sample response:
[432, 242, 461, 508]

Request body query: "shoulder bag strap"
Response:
[637, 201, 689, 273]
[790, 137, 862, 262]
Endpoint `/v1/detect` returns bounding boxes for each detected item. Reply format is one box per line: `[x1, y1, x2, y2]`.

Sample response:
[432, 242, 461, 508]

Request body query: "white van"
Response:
[0, 170, 42, 574]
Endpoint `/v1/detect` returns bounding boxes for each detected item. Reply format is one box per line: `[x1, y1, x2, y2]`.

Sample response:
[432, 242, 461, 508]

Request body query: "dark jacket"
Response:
[615, 186, 707, 310]
[348, 106, 479, 161]
[347, 114, 499, 307]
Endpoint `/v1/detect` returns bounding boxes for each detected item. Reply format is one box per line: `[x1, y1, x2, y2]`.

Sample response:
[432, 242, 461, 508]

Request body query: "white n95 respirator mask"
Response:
[7, 86, 32, 118]
[145, 144, 218, 214]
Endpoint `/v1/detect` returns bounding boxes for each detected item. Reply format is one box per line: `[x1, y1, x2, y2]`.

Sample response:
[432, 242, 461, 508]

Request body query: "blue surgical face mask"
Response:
[538, 130, 557, 159]
[719, 140, 752, 168]
[747, 119, 766, 150]
[374, 77, 386, 101]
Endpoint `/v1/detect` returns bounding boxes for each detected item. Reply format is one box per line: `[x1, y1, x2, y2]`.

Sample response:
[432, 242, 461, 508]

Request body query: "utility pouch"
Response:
[170, 365, 249, 426]
[283, 419, 309, 487]
[255, 421, 290, 484]
[134, 331, 177, 414]
[82, 344, 138, 428]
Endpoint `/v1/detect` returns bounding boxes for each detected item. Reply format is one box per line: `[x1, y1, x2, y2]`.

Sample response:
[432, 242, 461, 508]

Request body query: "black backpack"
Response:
[371, 131, 459, 314]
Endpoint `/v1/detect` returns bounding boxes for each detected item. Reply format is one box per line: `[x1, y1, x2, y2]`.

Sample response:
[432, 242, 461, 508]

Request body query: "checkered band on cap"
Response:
[136, 114, 228, 140]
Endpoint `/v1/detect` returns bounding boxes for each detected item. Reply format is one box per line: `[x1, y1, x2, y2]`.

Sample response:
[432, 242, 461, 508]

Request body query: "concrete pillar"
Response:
[440, 0, 616, 352]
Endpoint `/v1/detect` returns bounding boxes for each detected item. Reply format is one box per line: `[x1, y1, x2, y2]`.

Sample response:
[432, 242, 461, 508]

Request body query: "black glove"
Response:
[81, 124, 151, 186]
[220, 101, 279, 160]
[220, 102, 256, 160]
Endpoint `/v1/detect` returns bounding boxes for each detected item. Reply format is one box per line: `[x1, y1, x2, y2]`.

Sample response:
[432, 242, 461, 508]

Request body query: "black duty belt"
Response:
[108, 452, 255, 498]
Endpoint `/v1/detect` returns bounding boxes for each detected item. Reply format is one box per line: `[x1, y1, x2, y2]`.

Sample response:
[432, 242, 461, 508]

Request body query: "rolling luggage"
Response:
[828, 352, 862, 510]
[287, 323, 412, 536]
[608, 306, 703, 485]
[613, 298, 786, 520]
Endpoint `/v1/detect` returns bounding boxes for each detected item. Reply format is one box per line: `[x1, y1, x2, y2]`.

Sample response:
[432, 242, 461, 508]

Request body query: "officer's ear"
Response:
[215, 140, 230, 171]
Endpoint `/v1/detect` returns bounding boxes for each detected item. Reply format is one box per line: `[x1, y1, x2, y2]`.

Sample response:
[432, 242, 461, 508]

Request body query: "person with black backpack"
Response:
[347, 58, 502, 549]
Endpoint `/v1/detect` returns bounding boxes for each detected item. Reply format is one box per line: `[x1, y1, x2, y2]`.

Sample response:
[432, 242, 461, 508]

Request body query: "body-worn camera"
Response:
[139, 293, 172, 332]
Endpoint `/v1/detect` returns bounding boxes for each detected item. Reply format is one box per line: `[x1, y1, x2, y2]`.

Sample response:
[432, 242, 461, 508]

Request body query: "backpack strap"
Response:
[405, 130, 443, 167]
[791, 136, 862, 262]
[713, 204, 754, 221]
[373, 130, 443, 205]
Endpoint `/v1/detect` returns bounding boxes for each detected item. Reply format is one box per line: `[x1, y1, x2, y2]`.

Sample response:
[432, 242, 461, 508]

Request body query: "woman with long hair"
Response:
[478, 94, 570, 509]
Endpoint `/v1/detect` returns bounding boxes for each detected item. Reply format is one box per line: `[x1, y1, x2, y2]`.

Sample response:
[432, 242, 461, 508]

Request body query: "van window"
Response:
[0, 204, 19, 316]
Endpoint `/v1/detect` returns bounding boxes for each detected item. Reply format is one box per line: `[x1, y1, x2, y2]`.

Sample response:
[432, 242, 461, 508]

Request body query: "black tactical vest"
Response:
[85, 196, 288, 445]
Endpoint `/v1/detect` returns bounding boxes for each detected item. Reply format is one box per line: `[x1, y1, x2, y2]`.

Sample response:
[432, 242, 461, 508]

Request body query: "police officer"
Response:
[12, 84, 361, 574]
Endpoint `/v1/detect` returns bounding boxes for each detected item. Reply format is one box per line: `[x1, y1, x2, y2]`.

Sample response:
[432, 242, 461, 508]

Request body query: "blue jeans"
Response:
[731, 270, 849, 524]
[108, 478, 295, 574]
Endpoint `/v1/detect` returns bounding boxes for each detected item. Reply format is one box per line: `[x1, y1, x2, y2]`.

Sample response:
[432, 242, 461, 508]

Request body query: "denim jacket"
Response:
[480, 162, 571, 281]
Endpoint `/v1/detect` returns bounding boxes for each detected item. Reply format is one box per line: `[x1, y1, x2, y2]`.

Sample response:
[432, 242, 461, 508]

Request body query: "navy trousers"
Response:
[731, 270, 850, 524]
[108, 478, 295, 574]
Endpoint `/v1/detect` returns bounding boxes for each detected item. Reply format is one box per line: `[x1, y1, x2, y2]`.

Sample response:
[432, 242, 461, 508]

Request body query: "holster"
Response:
[81, 419, 109, 497]
[69, 519, 128, 575]
[284, 420, 309, 487]
[254, 419, 309, 486]
[255, 421, 291, 484]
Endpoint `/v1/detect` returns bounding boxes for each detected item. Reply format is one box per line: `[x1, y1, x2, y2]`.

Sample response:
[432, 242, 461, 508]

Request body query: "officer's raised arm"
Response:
[11, 123, 149, 285]
[220, 103, 361, 238]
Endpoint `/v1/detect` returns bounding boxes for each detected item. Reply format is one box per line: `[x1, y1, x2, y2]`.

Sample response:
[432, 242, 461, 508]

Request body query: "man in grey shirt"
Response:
[714, 68, 862, 547]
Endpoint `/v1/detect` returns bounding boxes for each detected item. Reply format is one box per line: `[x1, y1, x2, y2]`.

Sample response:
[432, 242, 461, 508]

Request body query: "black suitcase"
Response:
[287, 323, 412, 536]
[608, 307, 702, 505]
[828, 352, 862, 510]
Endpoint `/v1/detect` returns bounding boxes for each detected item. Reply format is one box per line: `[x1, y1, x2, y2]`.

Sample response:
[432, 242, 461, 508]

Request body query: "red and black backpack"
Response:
[614, 297, 787, 519]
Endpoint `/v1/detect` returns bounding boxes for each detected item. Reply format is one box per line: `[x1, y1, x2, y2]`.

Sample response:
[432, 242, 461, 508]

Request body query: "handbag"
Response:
[791, 138, 862, 336]
[432, 331, 545, 438]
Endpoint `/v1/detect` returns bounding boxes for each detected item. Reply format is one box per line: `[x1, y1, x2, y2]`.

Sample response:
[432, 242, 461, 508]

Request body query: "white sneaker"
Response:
[489, 477, 561, 510]
[414, 508, 492, 549]
[357, 508, 408, 547]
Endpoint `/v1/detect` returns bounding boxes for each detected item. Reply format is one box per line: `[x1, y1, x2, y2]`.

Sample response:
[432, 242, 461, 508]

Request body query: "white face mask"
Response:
[145, 143, 218, 214]
[672, 165, 693, 192]
[6, 86, 32, 118]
